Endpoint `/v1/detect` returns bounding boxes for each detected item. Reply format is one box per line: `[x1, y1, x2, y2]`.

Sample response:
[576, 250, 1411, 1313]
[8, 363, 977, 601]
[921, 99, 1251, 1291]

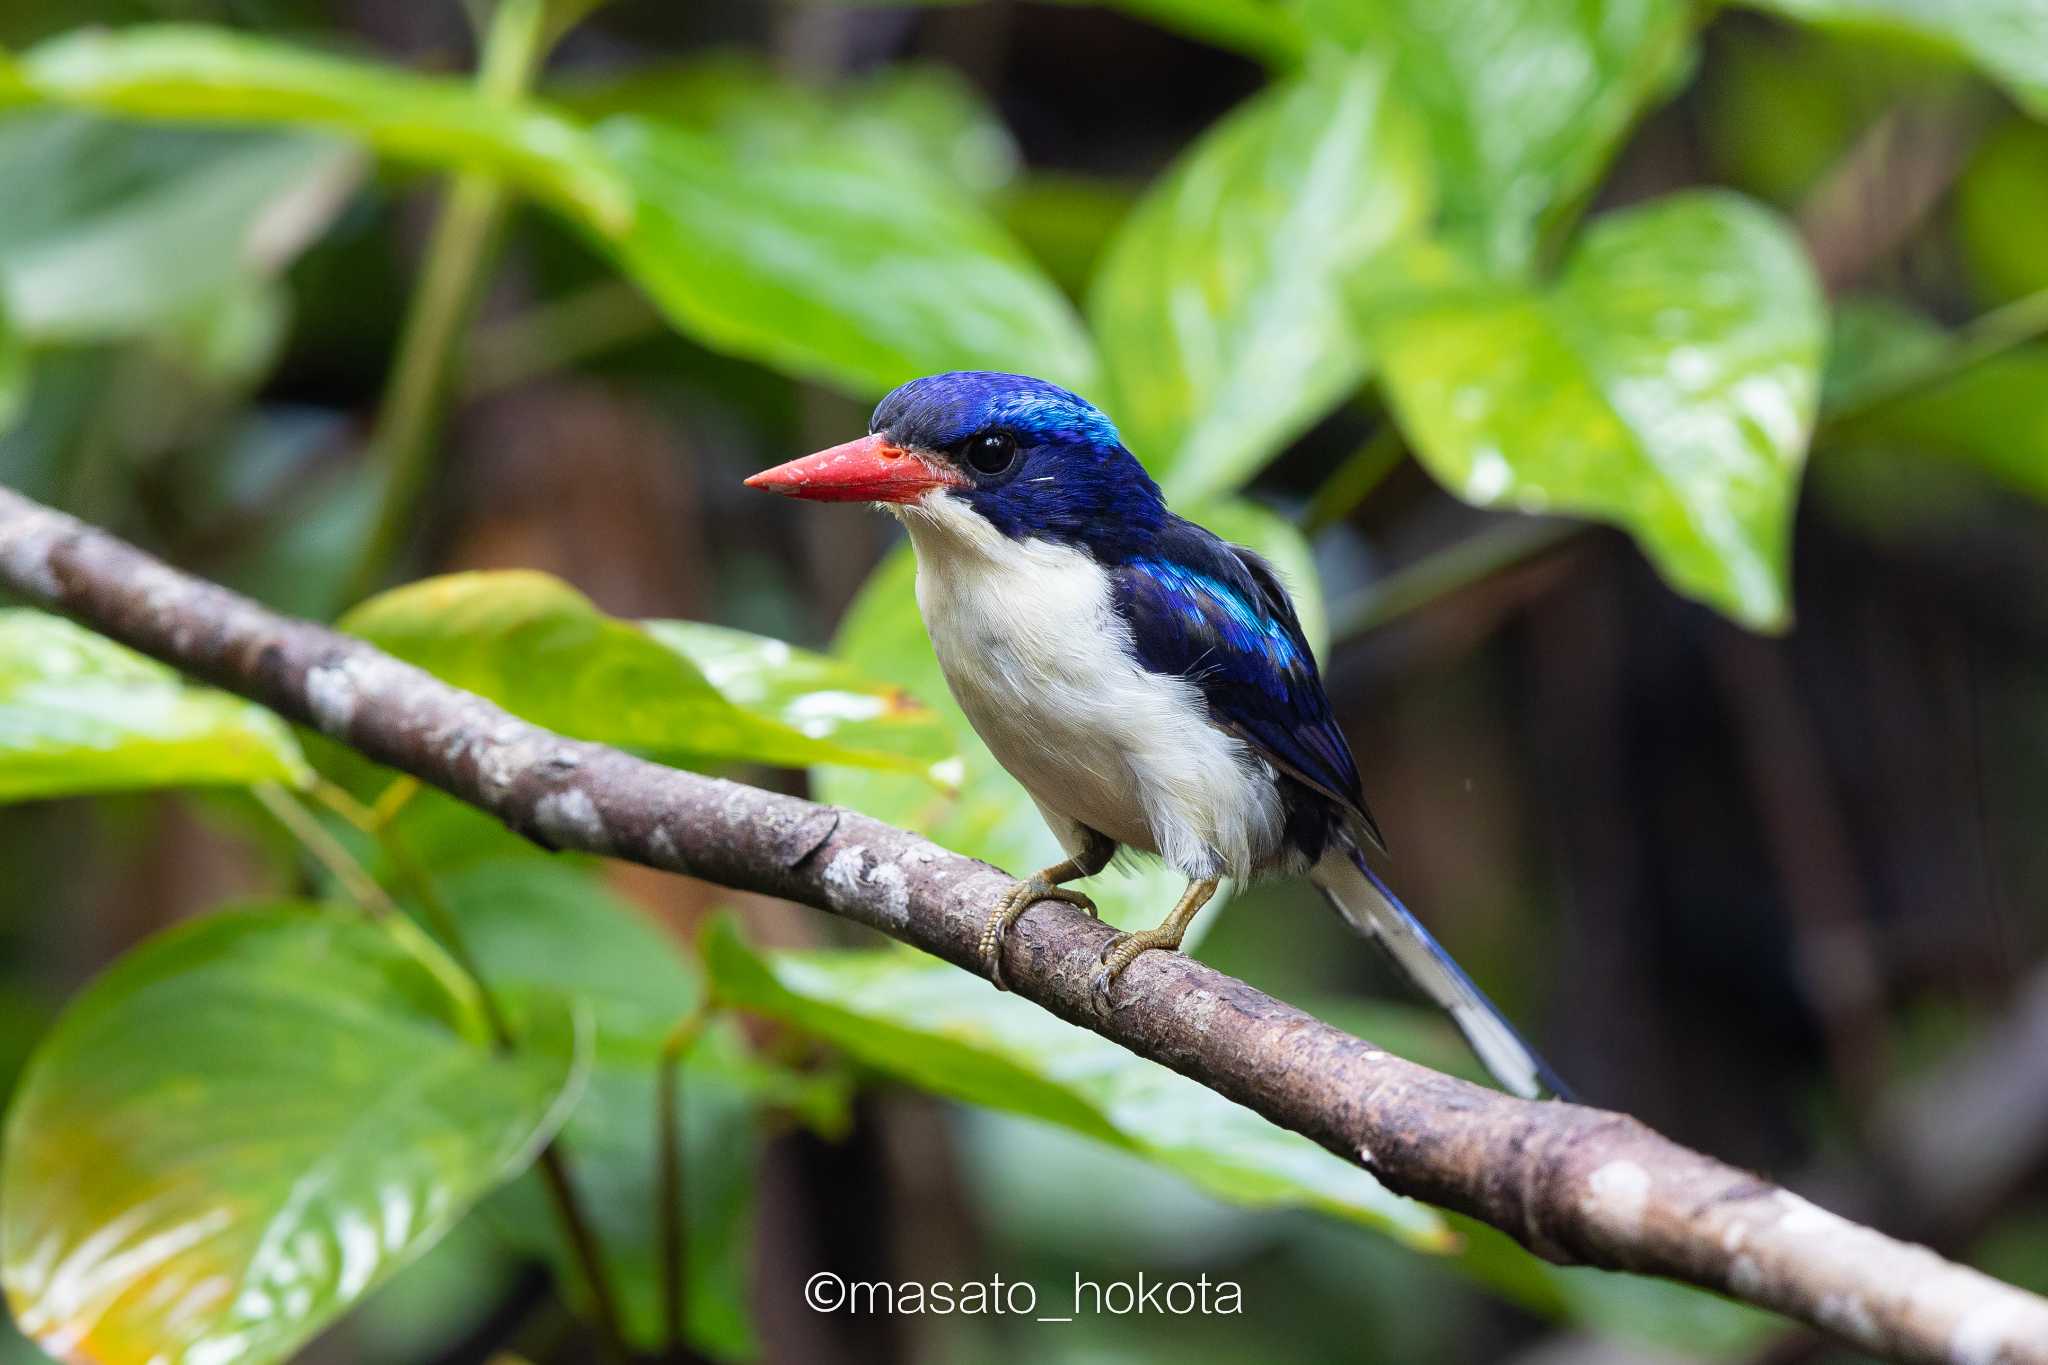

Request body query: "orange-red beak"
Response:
[744, 434, 968, 504]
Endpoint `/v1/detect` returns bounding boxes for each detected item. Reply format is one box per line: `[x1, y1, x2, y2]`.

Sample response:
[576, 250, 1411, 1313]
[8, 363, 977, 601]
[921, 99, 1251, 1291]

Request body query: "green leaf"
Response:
[0, 112, 359, 349]
[554, 54, 1021, 201]
[1819, 294, 1948, 415]
[435, 861, 848, 1357]
[10, 25, 632, 232]
[0, 609, 310, 802]
[595, 114, 1098, 396]
[1733, 0, 2048, 118]
[1000, 172, 1134, 295]
[340, 571, 953, 777]
[0, 906, 586, 1365]
[1090, 50, 1432, 503]
[1825, 302, 2048, 504]
[1370, 191, 1826, 630]
[702, 918, 1448, 1246]
[818, 499, 1316, 938]
[1088, 0, 1309, 63]
[1955, 121, 2048, 307]
[1294, 0, 1694, 276]
[5, 27, 1089, 398]
[645, 620, 957, 785]
[1698, 22, 1960, 208]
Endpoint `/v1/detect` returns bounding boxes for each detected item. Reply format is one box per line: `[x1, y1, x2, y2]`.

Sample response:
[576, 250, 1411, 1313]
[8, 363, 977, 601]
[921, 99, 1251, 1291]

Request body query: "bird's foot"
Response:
[981, 879, 1098, 991]
[1088, 927, 1185, 1017]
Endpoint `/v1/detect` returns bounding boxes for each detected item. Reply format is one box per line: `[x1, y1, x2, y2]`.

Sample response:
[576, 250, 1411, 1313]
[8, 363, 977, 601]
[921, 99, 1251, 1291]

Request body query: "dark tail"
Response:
[1310, 844, 1573, 1101]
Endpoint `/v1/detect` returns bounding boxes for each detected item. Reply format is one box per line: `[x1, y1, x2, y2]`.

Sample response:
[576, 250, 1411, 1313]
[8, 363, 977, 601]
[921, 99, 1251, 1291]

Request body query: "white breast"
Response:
[898, 493, 1285, 882]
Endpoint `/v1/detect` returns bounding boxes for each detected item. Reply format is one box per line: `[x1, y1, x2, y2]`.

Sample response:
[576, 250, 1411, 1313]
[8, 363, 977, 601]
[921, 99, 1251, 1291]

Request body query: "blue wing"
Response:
[1109, 517, 1384, 850]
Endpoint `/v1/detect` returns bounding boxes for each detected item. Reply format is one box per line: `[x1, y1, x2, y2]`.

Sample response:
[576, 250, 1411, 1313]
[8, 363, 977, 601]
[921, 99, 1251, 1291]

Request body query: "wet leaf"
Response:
[1091, 50, 1432, 503]
[701, 918, 1449, 1247]
[646, 620, 956, 786]
[0, 906, 585, 1365]
[1294, 0, 1694, 274]
[341, 571, 954, 777]
[1370, 191, 1825, 630]
[0, 609, 310, 802]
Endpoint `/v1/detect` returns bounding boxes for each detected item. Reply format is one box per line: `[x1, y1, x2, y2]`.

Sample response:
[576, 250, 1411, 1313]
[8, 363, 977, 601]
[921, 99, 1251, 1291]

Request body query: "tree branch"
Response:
[3, 483, 2045, 1365]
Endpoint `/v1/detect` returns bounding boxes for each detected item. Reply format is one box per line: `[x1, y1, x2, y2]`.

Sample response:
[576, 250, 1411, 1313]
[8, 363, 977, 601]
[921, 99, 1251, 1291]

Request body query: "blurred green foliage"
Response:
[0, 1, 2043, 1363]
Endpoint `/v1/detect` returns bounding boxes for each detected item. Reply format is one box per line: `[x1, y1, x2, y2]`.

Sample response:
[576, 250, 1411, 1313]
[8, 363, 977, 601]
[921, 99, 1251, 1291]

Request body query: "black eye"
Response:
[965, 430, 1017, 476]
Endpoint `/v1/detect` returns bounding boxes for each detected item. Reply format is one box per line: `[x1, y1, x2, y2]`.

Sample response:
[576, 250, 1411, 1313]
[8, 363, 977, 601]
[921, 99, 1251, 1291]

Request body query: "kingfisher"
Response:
[747, 372, 1565, 1099]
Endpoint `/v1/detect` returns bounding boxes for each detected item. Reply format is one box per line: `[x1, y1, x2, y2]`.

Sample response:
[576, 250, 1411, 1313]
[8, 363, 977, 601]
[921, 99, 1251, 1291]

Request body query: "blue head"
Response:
[873, 372, 1165, 550]
[748, 372, 1165, 556]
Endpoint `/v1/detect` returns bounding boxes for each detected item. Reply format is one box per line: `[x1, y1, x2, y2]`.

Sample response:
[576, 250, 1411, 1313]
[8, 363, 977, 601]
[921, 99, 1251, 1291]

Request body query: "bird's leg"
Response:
[980, 834, 1113, 992]
[1090, 877, 1219, 1015]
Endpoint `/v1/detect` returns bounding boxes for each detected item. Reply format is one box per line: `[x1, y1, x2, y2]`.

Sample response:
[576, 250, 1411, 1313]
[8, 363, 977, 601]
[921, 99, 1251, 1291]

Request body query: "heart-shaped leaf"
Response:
[0, 906, 586, 1365]
[341, 571, 954, 778]
[595, 115, 1098, 397]
[1293, 0, 1694, 275]
[1370, 191, 1826, 630]
[0, 609, 310, 802]
[1090, 49, 1432, 503]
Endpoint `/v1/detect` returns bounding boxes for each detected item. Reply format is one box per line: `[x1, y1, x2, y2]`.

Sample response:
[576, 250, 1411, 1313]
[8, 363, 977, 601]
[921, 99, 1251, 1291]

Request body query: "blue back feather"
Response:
[1110, 517, 1381, 848]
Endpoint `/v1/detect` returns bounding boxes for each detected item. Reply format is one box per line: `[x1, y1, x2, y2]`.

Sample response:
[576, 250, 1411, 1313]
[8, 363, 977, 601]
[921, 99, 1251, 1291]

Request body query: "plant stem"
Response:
[464, 279, 663, 398]
[656, 1004, 713, 1355]
[253, 781, 396, 917]
[1329, 517, 1584, 640]
[535, 1148, 633, 1363]
[308, 783, 631, 1361]
[343, 0, 553, 604]
[378, 820, 516, 1045]
[1303, 425, 1405, 534]
[1821, 284, 2048, 428]
[376, 818, 633, 1363]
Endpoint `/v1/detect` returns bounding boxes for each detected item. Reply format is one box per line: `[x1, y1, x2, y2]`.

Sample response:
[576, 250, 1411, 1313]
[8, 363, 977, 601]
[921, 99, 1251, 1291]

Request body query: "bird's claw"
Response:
[1088, 929, 1179, 1017]
[980, 878, 1098, 992]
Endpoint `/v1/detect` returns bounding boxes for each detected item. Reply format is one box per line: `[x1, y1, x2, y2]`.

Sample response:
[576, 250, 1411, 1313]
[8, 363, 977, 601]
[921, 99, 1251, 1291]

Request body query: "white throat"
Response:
[894, 490, 1287, 882]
